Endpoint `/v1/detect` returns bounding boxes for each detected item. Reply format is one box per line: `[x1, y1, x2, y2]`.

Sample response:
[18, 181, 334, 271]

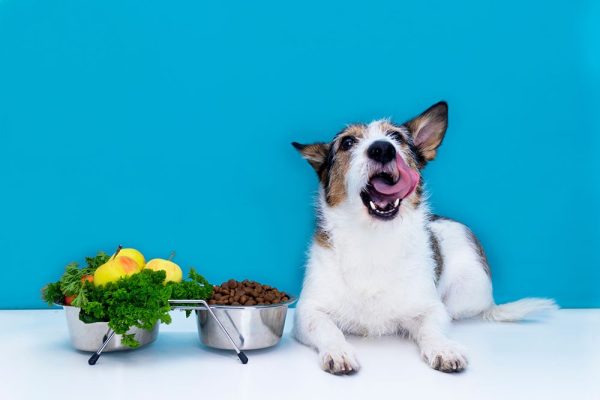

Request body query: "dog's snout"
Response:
[367, 140, 396, 164]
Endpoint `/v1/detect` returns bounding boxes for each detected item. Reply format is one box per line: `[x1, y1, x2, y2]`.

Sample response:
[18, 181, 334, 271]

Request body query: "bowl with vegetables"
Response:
[42, 247, 213, 357]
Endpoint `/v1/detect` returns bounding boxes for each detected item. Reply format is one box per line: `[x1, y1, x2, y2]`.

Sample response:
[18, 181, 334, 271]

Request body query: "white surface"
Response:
[0, 309, 598, 400]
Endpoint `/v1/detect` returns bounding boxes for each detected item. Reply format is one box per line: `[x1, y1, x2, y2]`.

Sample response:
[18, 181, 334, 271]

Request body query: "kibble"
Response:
[208, 279, 290, 306]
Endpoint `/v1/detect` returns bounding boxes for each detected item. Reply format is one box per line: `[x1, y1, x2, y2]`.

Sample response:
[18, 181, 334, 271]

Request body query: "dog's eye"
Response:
[340, 136, 356, 151]
[387, 130, 404, 143]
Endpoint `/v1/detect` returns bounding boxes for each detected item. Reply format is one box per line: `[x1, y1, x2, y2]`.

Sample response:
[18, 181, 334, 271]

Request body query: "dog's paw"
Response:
[319, 346, 360, 375]
[421, 341, 468, 373]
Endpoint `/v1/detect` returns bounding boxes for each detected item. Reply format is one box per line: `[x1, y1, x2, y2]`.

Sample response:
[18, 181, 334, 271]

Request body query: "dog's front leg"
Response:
[294, 301, 360, 375]
[404, 305, 468, 373]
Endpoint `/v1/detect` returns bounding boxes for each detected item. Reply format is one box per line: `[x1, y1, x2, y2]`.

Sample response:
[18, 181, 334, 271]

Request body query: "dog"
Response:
[291, 101, 556, 374]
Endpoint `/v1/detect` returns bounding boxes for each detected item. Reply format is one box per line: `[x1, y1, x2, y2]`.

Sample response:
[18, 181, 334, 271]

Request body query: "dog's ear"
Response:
[292, 142, 330, 173]
[404, 101, 448, 162]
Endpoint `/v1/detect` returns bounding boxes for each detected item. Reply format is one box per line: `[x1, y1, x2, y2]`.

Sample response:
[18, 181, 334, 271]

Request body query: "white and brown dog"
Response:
[292, 101, 556, 375]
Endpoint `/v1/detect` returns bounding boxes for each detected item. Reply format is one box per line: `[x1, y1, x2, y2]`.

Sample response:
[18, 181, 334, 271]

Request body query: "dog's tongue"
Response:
[371, 154, 420, 199]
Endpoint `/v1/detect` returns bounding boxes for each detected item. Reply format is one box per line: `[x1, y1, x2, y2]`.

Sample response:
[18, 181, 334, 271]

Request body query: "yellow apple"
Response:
[94, 259, 125, 286]
[145, 258, 183, 284]
[112, 248, 145, 269]
[116, 256, 141, 276]
[93, 256, 139, 286]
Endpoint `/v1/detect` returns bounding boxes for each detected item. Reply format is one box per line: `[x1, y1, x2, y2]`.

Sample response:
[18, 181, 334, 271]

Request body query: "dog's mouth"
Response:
[360, 155, 420, 220]
[361, 173, 402, 219]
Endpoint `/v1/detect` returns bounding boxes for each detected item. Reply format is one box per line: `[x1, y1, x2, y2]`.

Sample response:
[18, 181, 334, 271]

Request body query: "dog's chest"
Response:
[324, 226, 436, 334]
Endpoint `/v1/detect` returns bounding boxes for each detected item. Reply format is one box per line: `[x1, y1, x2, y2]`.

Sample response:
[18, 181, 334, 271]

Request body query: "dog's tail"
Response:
[482, 298, 558, 322]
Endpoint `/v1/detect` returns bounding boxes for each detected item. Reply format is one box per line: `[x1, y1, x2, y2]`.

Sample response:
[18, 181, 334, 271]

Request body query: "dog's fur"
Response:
[292, 102, 556, 374]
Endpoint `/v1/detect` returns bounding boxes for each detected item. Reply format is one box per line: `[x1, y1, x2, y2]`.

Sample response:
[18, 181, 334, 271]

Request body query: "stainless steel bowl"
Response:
[195, 298, 296, 350]
[63, 305, 159, 352]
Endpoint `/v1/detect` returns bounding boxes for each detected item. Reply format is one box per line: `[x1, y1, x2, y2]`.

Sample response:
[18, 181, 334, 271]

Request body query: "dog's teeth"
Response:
[369, 201, 377, 210]
[394, 198, 400, 207]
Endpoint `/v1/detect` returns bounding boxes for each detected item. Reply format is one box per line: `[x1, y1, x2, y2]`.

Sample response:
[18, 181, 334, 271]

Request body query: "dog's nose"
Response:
[367, 140, 396, 164]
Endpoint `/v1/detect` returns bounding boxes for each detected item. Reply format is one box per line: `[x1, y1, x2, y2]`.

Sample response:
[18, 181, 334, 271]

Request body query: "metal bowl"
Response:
[195, 298, 296, 350]
[63, 305, 159, 352]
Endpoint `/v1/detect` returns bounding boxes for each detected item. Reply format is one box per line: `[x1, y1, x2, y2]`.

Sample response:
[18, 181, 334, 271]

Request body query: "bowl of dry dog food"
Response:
[194, 279, 296, 350]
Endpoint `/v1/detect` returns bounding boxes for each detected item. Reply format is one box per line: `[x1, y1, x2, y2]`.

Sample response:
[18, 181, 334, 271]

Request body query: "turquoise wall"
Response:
[1, 1, 598, 308]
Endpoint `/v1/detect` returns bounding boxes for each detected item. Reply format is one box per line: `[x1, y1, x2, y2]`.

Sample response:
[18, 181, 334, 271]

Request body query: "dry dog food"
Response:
[208, 279, 290, 306]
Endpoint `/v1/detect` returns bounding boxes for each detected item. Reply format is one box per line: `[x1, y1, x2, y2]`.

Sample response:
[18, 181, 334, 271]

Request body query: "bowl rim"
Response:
[59, 296, 298, 312]
[174, 296, 298, 310]
[207, 296, 297, 310]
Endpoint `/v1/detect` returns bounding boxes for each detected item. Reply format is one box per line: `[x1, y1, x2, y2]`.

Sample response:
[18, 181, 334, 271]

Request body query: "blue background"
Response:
[1, 1, 598, 309]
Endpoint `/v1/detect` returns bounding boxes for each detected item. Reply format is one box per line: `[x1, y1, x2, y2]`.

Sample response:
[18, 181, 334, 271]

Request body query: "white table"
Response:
[1, 309, 597, 400]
